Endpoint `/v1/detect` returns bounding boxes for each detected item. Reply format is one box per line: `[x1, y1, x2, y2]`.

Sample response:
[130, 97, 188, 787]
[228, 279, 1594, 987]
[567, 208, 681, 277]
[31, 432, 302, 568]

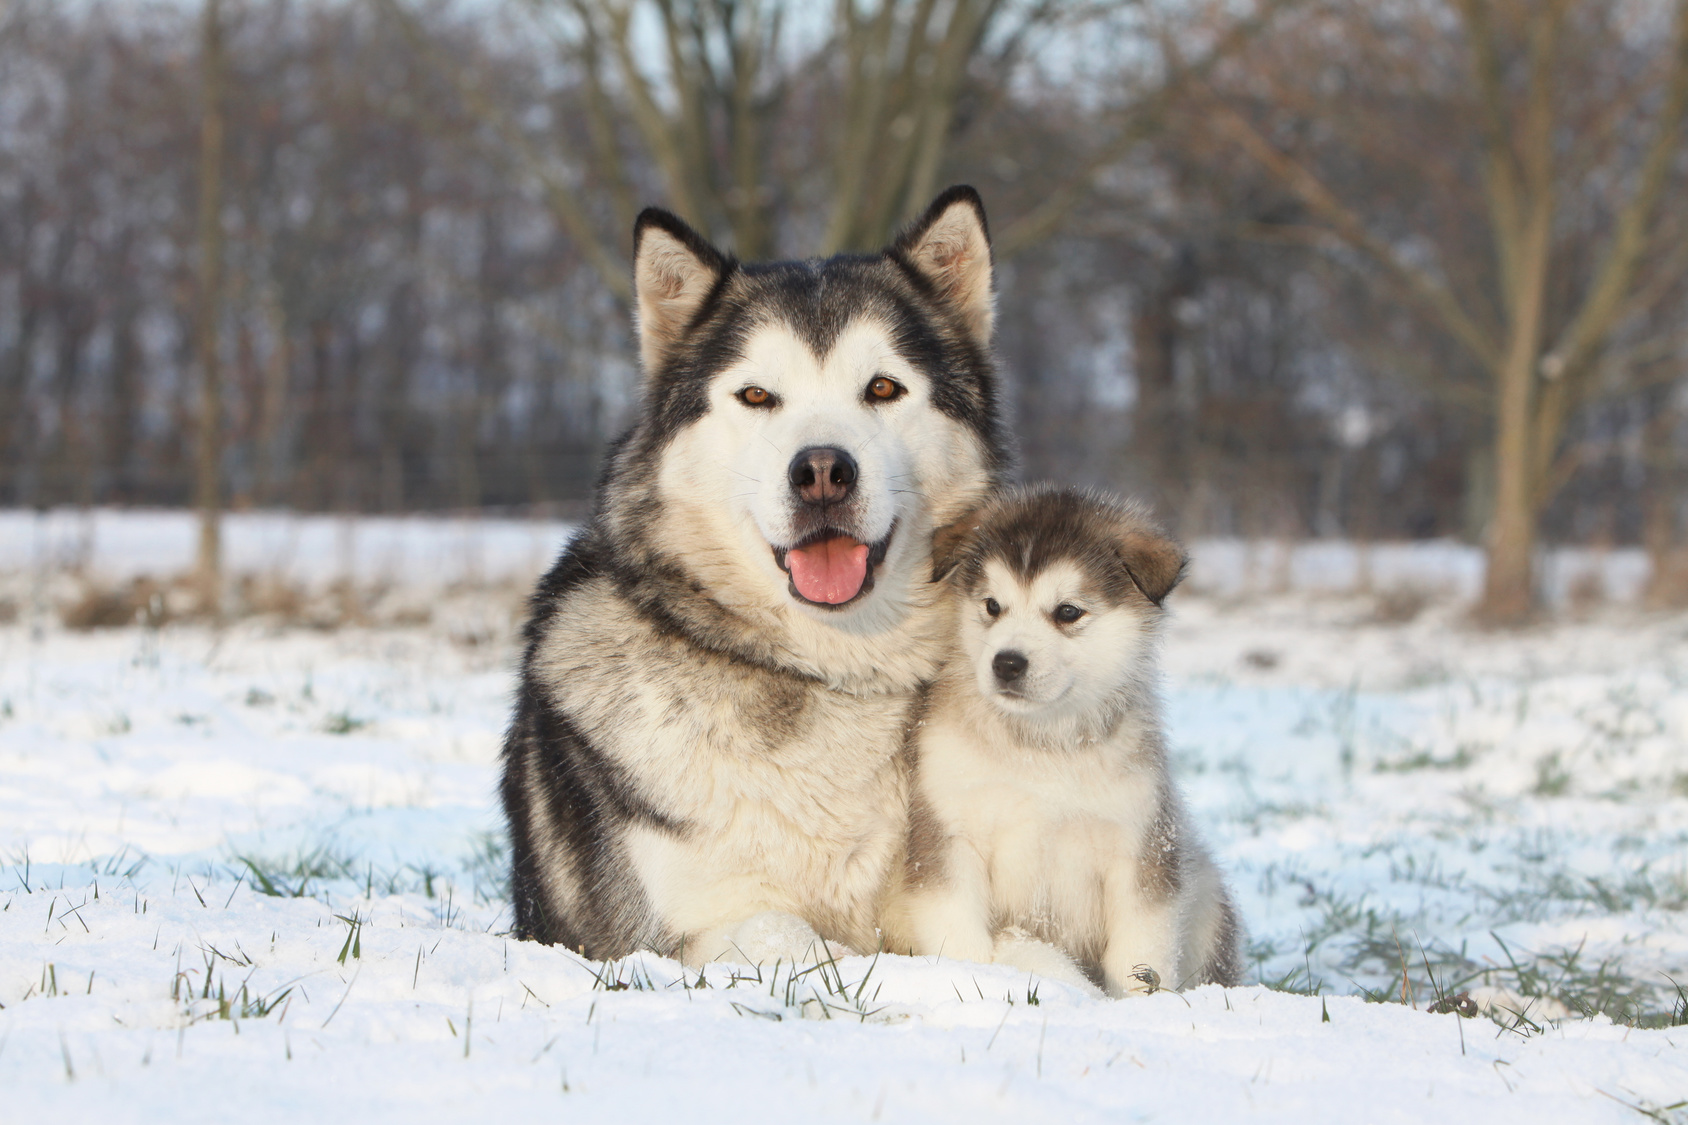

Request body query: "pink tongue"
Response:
[786, 536, 870, 605]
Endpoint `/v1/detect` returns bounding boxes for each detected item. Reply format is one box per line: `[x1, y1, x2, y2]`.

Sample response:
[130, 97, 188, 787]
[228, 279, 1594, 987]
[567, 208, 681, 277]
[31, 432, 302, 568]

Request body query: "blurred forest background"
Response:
[1, 0, 1686, 621]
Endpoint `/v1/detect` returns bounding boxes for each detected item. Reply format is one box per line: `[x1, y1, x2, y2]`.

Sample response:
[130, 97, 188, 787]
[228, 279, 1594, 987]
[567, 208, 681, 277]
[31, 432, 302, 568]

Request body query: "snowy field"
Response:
[1, 511, 1686, 1122]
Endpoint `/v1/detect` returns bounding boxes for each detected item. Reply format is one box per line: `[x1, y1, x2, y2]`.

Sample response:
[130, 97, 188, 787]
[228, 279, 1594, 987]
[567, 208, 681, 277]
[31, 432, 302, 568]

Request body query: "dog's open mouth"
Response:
[772, 526, 894, 608]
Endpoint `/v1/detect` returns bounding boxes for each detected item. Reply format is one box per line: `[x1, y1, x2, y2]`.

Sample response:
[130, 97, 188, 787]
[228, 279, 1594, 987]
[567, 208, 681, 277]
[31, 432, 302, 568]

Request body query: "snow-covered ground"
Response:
[1, 512, 1685, 1122]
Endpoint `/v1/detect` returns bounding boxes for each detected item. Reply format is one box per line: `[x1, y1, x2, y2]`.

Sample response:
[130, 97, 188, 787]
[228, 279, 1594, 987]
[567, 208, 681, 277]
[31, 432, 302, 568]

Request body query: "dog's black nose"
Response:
[788, 446, 857, 506]
[992, 650, 1028, 684]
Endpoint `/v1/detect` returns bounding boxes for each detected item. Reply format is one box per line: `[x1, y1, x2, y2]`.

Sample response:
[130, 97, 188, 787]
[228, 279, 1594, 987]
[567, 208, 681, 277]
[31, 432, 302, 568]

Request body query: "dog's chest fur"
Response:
[533, 575, 923, 949]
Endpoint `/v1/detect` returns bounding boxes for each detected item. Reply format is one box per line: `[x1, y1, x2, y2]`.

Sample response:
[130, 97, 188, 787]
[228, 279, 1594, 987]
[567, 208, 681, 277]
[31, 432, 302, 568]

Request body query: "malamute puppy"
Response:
[888, 487, 1244, 995]
[503, 188, 1006, 964]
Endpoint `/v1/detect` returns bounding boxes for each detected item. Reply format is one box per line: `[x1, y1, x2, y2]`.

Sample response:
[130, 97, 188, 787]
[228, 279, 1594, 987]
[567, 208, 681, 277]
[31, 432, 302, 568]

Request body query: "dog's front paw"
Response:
[723, 911, 853, 965]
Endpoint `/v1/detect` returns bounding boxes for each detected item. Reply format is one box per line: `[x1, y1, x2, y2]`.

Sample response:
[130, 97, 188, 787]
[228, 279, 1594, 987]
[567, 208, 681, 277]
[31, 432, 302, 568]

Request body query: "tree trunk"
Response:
[1479, 195, 1554, 625]
[1130, 290, 1182, 511]
[195, 0, 226, 617]
[107, 300, 142, 504]
[1642, 396, 1688, 607]
[254, 289, 290, 507]
[1480, 348, 1538, 624]
[1128, 250, 1199, 521]
[1474, 5, 1561, 627]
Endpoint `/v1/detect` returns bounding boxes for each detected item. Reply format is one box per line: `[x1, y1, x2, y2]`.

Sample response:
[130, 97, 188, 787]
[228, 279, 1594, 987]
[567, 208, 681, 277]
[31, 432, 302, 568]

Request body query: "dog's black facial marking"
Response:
[625, 250, 1003, 475]
[633, 306, 755, 451]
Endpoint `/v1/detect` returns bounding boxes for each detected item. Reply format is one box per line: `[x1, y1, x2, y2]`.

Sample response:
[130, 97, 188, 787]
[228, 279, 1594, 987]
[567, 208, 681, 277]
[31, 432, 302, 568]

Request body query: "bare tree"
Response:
[1206, 0, 1688, 622]
[381, 1, 1291, 283]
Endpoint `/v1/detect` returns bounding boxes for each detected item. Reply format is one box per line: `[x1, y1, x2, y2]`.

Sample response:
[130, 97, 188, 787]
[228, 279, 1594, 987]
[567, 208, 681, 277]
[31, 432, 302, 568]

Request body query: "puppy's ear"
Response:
[890, 186, 994, 347]
[633, 208, 732, 375]
[930, 510, 984, 583]
[1116, 526, 1186, 606]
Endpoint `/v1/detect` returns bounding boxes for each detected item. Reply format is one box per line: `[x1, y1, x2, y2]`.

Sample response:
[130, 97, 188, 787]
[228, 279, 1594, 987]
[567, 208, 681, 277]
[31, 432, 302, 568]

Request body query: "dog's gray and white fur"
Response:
[886, 486, 1244, 995]
[502, 187, 1006, 965]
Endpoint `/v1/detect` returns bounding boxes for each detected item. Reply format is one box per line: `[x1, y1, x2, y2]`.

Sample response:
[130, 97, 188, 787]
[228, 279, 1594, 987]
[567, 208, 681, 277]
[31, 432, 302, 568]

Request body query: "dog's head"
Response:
[942, 487, 1185, 724]
[610, 187, 1004, 637]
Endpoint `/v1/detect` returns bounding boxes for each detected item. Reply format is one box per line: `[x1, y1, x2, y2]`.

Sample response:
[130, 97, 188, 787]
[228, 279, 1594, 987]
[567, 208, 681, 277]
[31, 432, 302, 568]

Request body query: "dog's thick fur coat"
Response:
[886, 487, 1244, 995]
[502, 188, 1006, 963]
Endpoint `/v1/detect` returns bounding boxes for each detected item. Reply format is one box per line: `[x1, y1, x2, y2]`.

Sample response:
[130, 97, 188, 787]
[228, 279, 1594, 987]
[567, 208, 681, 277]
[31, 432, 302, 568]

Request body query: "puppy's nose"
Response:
[788, 446, 857, 506]
[992, 650, 1028, 685]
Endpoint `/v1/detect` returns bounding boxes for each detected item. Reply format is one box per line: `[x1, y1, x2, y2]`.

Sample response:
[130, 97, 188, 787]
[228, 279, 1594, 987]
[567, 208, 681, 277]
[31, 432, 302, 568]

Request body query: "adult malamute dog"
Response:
[503, 187, 1006, 964]
[887, 487, 1244, 995]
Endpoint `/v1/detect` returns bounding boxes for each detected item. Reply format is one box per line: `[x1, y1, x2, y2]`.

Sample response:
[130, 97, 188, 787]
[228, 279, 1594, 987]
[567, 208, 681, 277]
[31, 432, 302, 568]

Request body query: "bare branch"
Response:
[1542, 0, 1688, 387]
[819, 0, 901, 252]
[851, 0, 946, 249]
[600, 0, 708, 232]
[901, 0, 1000, 222]
[995, 0, 1303, 259]
[1211, 102, 1502, 373]
[1536, 437, 1600, 512]
[377, 0, 631, 303]
[1451, 0, 1523, 309]
[727, 0, 771, 256]
[561, 0, 638, 239]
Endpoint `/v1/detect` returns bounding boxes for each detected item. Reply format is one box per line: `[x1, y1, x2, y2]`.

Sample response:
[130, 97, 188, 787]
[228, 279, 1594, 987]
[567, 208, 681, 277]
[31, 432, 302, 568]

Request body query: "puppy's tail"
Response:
[1182, 876, 1247, 988]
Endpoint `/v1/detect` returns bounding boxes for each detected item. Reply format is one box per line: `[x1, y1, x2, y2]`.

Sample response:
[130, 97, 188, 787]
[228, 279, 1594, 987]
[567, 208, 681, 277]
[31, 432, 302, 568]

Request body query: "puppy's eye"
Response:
[984, 598, 1001, 618]
[738, 386, 776, 407]
[865, 376, 905, 402]
[1053, 603, 1085, 624]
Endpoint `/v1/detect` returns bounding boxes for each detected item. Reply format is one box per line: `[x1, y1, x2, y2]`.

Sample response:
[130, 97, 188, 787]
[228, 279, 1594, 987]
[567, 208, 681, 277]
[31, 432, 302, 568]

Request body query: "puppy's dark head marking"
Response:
[948, 485, 1186, 608]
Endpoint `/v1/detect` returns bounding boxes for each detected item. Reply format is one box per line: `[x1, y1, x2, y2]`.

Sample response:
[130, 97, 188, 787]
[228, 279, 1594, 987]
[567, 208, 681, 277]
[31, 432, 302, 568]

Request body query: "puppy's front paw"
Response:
[992, 929, 1104, 998]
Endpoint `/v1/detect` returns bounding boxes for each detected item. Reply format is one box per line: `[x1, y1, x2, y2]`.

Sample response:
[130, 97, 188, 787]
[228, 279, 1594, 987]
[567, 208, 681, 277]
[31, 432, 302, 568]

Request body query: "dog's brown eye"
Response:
[984, 598, 1001, 617]
[866, 376, 904, 402]
[1053, 603, 1085, 624]
[738, 386, 775, 407]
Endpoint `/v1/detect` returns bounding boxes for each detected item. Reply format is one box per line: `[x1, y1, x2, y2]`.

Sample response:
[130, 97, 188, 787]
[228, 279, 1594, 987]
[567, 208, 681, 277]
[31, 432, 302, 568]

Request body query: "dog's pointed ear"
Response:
[891, 185, 994, 347]
[930, 509, 984, 583]
[633, 208, 731, 375]
[1116, 526, 1187, 606]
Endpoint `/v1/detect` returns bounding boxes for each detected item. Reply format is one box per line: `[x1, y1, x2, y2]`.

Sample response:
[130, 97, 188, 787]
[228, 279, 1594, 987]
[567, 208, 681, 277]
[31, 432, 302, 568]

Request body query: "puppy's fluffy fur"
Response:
[885, 486, 1244, 996]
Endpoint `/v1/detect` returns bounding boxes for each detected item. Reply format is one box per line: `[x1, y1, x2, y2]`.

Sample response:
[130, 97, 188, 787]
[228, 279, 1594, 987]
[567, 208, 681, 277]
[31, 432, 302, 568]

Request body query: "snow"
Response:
[0, 506, 1653, 604]
[0, 508, 573, 588]
[2, 511, 1686, 1122]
